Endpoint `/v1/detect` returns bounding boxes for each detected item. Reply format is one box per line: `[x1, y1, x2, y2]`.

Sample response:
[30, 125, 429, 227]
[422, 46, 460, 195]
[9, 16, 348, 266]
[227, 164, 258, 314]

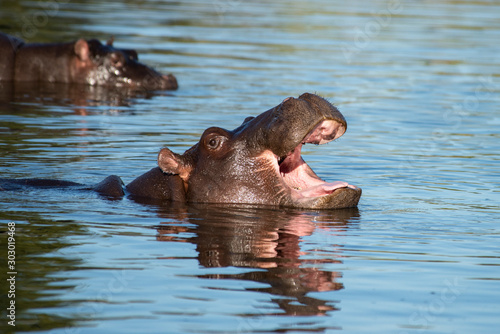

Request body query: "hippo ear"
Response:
[74, 39, 90, 61]
[242, 116, 255, 125]
[158, 147, 192, 181]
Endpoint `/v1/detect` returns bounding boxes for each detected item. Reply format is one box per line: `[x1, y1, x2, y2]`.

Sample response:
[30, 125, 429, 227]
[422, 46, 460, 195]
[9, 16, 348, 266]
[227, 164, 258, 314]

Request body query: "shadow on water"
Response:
[142, 200, 360, 317]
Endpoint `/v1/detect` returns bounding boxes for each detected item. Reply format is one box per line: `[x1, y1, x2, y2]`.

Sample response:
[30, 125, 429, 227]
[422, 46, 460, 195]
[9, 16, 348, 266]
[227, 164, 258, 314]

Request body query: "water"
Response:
[1, 0, 499, 333]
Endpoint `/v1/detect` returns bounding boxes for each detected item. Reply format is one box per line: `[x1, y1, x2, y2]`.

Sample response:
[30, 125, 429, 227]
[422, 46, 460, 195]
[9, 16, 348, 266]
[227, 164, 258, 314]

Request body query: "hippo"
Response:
[0, 33, 177, 90]
[0, 34, 22, 81]
[0, 93, 361, 209]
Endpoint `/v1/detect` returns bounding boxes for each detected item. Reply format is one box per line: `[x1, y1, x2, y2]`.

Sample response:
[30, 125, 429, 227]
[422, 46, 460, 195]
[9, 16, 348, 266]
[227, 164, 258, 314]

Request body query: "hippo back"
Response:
[0, 33, 24, 81]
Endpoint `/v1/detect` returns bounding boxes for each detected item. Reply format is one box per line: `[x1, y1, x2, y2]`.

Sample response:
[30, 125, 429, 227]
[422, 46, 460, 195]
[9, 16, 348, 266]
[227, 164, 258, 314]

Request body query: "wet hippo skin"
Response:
[0, 33, 177, 90]
[0, 93, 361, 209]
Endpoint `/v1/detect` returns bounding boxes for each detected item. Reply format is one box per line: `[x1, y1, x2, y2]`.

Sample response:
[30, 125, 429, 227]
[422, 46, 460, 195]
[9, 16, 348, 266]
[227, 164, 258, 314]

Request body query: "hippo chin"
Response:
[128, 93, 361, 209]
[0, 93, 361, 210]
[0, 33, 178, 90]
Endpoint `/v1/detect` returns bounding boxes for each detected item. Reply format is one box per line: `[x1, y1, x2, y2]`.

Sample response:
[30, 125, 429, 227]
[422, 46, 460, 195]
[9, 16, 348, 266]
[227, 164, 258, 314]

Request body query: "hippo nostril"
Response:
[283, 97, 293, 103]
[161, 74, 178, 89]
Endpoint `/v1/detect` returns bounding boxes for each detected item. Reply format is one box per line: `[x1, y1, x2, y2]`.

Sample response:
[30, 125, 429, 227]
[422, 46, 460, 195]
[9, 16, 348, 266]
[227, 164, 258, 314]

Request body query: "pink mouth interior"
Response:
[277, 119, 354, 199]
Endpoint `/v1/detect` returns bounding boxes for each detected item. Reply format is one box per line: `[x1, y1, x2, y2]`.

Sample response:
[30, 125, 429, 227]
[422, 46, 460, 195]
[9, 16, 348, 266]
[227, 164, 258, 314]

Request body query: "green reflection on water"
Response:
[0, 213, 85, 332]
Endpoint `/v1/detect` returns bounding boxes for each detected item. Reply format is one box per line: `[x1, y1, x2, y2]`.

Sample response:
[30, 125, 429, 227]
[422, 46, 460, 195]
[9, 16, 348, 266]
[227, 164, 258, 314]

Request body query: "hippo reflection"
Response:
[0, 93, 361, 210]
[0, 81, 173, 115]
[152, 203, 358, 316]
[0, 33, 177, 90]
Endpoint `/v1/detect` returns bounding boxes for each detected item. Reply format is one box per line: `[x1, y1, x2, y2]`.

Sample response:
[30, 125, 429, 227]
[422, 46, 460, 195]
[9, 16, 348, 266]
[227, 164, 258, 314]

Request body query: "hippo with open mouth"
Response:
[0, 93, 361, 209]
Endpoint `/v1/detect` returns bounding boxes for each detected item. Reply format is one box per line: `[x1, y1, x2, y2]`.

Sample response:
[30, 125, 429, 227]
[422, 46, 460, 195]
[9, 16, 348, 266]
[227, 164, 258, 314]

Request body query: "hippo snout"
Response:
[161, 74, 178, 90]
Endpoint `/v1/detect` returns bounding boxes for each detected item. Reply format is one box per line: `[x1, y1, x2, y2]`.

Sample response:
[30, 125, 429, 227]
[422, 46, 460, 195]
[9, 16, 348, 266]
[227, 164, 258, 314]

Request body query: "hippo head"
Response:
[73, 38, 178, 90]
[158, 93, 361, 209]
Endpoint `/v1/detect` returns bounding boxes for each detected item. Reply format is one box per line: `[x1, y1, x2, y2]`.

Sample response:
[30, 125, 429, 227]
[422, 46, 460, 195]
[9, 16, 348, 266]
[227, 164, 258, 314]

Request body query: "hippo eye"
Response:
[208, 138, 219, 149]
[206, 136, 224, 150]
[110, 53, 124, 67]
[201, 127, 230, 152]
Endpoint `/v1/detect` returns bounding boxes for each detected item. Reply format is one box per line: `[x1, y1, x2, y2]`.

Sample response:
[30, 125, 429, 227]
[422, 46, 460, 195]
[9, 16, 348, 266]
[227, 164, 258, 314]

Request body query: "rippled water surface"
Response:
[1, 0, 499, 333]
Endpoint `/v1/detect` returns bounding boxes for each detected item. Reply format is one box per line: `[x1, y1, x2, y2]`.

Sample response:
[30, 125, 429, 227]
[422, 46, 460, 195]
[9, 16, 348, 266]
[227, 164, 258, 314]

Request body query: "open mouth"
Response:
[276, 119, 356, 200]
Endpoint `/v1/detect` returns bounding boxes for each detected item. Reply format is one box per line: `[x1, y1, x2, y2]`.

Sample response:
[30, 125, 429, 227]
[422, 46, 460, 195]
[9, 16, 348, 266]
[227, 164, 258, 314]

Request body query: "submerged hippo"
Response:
[1, 93, 361, 209]
[0, 33, 177, 90]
